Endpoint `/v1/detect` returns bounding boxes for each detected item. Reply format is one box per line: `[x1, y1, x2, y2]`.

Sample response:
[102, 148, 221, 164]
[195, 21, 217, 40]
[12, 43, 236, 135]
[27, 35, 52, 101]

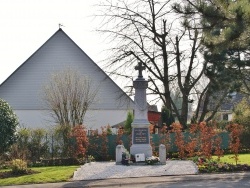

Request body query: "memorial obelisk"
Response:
[130, 62, 152, 158]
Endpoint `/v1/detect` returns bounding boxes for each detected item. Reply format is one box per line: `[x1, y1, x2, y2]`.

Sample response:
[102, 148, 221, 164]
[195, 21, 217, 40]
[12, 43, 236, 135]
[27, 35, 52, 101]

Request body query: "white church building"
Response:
[0, 29, 134, 130]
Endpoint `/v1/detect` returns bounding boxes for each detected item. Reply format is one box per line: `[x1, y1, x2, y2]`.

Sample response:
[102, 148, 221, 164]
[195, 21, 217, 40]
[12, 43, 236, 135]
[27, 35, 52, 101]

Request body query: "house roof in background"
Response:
[0, 28, 134, 110]
[220, 92, 244, 111]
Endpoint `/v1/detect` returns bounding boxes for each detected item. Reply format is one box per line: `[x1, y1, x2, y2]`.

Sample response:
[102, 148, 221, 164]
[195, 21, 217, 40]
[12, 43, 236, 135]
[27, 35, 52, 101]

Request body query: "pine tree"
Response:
[174, 0, 250, 122]
[173, 0, 250, 52]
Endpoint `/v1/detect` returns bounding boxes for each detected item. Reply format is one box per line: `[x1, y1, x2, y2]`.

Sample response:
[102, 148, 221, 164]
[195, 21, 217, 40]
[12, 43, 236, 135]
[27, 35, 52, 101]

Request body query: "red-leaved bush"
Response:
[227, 123, 244, 165]
[71, 125, 88, 158]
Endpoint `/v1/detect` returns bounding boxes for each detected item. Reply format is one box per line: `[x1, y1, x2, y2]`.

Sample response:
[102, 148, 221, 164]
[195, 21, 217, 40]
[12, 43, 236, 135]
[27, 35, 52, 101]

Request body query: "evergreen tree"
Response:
[124, 111, 133, 134]
[173, 0, 249, 122]
[0, 98, 19, 154]
[161, 107, 175, 129]
[173, 0, 250, 51]
[174, 0, 250, 89]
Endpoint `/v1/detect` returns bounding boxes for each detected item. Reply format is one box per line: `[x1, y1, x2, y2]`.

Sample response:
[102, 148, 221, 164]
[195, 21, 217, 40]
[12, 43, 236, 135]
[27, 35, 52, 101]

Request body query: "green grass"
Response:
[0, 166, 79, 186]
[0, 154, 249, 186]
[213, 154, 250, 165]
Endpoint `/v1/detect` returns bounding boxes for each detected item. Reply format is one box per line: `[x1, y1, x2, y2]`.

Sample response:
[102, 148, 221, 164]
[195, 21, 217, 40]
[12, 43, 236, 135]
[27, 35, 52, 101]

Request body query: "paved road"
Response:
[2, 172, 250, 188]
[112, 178, 250, 188]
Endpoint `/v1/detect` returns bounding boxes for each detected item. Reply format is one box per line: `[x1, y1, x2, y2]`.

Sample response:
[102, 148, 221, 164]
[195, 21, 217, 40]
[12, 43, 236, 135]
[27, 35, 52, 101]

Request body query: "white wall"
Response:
[228, 113, 233, 121]
[15, 109, 129, 130]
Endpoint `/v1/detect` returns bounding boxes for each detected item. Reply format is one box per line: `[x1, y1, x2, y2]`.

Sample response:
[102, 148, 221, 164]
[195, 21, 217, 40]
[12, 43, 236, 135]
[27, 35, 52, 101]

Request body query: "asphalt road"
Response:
[2, 172, 250, 188]
[112, 178, 250, 188]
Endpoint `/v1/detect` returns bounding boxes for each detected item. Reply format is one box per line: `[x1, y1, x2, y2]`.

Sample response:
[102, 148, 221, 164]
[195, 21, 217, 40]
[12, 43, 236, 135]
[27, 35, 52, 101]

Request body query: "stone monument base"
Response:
[130, 144, 152, 158]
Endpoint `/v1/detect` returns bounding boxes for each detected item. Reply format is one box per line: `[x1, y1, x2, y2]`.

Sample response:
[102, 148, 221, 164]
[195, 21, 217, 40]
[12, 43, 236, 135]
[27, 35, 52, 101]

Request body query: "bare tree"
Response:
[43, 68, 98, 127]
[97, 0, 207, 128]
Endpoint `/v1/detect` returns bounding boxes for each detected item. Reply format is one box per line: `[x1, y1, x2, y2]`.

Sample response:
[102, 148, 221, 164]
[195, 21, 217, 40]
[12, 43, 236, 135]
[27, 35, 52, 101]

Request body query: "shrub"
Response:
[11, 159, 27, 174]
[172, 123, 186, 159]
[116, 126, 124, 145]
[11, 128, 30, 160]
[70, 125, 88, 158]
[9, 128, 50, 162]
[99, 126, 110, 160]
[213, 135, 224, 160]
[227, 123, 244, 165]
[197, 122, 216, 159]
[158, 125, 171, 156]
[189, 122, 221, 160]
[0, 98, 19, 154]
[29, 128, 49, 162]
[233, 97, 250, 132]
[53, 124, 72, 157]
[240, 132, 250, 150]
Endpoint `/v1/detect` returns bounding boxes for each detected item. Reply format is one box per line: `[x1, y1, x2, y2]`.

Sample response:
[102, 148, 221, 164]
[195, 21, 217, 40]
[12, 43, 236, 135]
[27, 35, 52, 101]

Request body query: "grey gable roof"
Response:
[220, 92, 244, 111]
[0, 28, 134, 110]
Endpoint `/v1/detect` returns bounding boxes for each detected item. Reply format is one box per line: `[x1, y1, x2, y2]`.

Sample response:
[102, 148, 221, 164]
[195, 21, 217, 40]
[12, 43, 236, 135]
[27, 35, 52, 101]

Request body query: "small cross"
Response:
[135, 62, 145, 78]
[59, 23, 64, 28]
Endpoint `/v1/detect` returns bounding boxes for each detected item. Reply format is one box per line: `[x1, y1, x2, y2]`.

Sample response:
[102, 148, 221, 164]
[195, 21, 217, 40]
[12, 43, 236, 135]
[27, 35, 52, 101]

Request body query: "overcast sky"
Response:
[0, 0, 107, 84]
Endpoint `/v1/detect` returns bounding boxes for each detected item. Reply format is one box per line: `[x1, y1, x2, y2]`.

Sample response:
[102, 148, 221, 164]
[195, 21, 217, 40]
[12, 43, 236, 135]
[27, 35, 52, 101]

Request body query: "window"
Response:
[223, 114, 228, 121]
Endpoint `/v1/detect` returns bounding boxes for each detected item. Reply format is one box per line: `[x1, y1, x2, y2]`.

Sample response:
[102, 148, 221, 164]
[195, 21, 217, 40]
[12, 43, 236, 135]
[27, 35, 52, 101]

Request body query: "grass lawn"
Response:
[216, 154, 250, 165]
[0, 154, 249, 186]
[0, 165, 79, 186]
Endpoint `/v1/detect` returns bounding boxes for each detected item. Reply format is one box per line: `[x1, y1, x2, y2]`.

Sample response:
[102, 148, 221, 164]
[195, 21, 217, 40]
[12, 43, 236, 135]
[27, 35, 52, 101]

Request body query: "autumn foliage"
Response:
[70, 125, 88, 158]
[165, 121, 242, 161]
[172, 123, 186, 159]
[226, 123, 244, 164]
[37, 122, 244, 163]
[116, 126, 124, 145]
[159, 125, 171, 153]
[189, 122, 217, 159]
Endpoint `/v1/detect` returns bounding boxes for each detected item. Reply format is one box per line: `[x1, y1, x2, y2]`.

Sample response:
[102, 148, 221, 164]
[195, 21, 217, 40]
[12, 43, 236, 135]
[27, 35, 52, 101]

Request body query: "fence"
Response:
[14, 130, 250, 163]
[87, 132, 230, 161]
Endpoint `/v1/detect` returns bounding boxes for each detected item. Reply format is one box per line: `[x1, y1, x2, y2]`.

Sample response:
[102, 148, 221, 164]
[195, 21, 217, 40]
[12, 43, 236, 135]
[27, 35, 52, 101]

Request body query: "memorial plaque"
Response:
[133, 128, 149, 144]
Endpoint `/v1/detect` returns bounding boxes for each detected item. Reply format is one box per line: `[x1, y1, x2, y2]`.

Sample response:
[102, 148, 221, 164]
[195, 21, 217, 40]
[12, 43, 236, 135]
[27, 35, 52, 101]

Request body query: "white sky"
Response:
[0, 0, 107, 84]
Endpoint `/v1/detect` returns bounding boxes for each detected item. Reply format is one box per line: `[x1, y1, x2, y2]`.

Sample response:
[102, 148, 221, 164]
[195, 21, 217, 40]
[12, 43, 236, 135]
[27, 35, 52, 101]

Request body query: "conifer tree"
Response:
[0, 98, 19, 154]
[174, 0, 250, 92]
[124, 111, 133, 134]
[173, 0, 249, 122]
[161, 107, 175, 129]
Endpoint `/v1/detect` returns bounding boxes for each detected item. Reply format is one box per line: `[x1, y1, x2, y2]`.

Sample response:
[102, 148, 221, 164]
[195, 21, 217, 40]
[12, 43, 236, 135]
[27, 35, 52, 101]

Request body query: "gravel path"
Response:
[73, 160, 198, 180]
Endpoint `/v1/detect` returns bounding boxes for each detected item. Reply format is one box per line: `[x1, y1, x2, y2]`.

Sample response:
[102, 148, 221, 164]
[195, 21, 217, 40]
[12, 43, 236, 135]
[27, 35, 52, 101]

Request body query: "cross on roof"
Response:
[59, 23, 64, 28]
[135, 62, 145, 78]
